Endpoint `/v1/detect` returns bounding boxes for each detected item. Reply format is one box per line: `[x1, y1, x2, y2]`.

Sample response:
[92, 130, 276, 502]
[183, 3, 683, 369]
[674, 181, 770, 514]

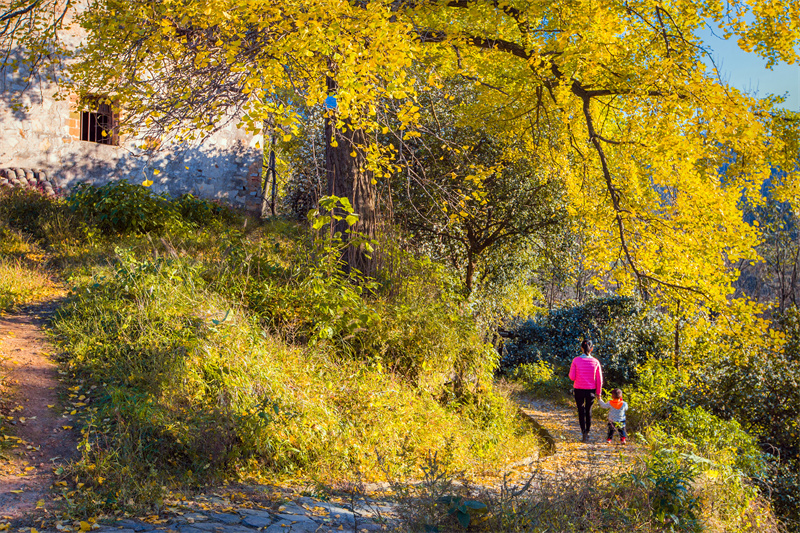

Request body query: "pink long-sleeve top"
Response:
[569, 355, 603, 396]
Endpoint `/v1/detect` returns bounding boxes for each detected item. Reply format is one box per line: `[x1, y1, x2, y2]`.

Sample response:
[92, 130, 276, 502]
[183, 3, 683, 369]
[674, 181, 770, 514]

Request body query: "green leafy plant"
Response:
[629, 449, 701, 532]
[437, 495, 488, 529]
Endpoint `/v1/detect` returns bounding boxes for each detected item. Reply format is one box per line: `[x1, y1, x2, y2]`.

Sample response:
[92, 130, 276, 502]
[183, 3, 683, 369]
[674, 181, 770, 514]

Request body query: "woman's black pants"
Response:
[573, 389, 596, 434]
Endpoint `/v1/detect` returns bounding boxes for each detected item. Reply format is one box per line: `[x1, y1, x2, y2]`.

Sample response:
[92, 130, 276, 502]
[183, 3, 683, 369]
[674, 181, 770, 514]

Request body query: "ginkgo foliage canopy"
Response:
[4, 0, 800, 310]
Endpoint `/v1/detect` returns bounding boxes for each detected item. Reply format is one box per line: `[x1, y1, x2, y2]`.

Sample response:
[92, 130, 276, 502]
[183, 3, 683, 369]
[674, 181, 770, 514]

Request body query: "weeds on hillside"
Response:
[8, 181, 538, 516]
[0, 183, 785, 529]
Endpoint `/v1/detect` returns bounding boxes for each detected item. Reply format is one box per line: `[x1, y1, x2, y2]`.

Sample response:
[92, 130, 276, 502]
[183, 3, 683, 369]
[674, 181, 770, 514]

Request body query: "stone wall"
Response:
[0, 11, 264, 213]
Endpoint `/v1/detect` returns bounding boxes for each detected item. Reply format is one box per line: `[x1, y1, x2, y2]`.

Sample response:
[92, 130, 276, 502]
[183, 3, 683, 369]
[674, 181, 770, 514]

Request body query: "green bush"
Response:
[173, 193, 242, 227]
[502, 296, 671, 384]
[630, 449, 702, 532]
[66, 181, 242, 236]
[67, 180, 182, 235]
[641, 407, 772, 531]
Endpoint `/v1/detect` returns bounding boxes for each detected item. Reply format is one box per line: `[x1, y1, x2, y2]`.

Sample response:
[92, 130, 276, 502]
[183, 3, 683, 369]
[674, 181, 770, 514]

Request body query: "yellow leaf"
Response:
[79, 522, 91, 532]
[142, 180, 153, 187]
[153, 169, 161, 175]
[283, 134, 292, 142]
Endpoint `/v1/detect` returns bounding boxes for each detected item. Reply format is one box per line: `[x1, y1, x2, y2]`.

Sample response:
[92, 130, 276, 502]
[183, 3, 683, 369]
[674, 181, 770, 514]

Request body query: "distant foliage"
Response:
[508, 360, 571, 398]
[173, 193, 241, 227]
[502, 296, 671, 384]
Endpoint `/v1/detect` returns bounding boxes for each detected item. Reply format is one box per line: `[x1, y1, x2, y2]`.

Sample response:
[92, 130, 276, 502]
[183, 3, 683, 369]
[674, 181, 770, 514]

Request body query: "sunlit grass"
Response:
[0, 257, 61, 312]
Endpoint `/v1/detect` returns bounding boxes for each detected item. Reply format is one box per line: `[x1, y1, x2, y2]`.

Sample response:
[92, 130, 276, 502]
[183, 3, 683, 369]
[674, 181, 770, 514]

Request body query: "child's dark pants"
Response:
[607, 421, 627, 440]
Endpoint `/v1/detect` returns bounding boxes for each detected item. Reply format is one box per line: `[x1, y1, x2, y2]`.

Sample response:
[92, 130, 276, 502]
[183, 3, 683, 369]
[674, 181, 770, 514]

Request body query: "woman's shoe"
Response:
[581, 431, 589, 443]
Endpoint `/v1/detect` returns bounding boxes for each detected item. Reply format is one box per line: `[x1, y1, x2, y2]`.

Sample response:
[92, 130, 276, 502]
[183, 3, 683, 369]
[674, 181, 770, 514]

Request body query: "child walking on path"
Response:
[598, 388, 629, 444]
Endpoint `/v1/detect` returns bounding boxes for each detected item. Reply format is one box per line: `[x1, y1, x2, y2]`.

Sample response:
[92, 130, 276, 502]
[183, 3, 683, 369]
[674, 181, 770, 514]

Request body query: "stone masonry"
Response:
[0, 6, 263, 213]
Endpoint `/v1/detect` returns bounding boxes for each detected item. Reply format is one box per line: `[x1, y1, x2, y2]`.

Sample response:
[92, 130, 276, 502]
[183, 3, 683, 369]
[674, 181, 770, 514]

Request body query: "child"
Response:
[598, 388, 628, 444]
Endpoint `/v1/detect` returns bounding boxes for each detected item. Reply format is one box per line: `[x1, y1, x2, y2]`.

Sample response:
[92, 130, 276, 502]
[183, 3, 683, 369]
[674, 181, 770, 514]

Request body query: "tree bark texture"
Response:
[324, 112, 378, 276]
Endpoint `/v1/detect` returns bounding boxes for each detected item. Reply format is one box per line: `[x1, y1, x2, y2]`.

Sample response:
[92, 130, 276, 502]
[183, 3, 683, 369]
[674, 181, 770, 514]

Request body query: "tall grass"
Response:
[0, 224, 61, 311]
[0, 257, 59, 312]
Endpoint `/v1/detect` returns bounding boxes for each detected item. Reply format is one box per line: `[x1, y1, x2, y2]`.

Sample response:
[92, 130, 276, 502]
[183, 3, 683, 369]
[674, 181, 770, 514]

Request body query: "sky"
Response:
[697, 23, 800, 112]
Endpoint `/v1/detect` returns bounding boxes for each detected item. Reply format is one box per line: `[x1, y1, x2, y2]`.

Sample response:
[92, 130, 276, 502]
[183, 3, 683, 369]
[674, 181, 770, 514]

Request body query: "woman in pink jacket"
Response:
[569, 339, 603, 443]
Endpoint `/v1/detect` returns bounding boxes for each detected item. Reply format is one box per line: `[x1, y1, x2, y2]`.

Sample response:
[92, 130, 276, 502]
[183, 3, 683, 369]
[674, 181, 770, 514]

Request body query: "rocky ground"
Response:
[93, 490, 397, 533]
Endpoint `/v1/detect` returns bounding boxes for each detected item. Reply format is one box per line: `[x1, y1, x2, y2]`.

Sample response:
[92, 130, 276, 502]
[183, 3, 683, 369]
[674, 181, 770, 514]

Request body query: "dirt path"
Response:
[515, 392, 641, 479]
[0, 298, 78, 525]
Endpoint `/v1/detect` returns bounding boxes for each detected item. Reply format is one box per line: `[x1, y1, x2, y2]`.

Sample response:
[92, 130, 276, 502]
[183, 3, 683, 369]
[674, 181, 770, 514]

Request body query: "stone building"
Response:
[0, 7, 263, 213]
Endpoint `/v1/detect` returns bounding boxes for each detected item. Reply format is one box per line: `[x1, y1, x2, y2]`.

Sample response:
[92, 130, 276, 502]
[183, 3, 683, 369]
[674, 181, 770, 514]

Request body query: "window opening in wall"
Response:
[80, 97, 117, 145]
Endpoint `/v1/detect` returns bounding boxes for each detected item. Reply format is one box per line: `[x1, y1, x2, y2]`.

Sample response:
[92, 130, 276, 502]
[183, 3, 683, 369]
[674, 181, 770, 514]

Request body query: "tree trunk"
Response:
[674, 300, 681, 358]
[465, 251, 475, 295]
[324, 88, 378, 276]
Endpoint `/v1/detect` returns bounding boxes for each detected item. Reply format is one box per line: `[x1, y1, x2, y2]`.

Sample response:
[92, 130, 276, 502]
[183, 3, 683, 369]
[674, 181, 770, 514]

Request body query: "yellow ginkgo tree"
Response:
[3, 0, 800, 312]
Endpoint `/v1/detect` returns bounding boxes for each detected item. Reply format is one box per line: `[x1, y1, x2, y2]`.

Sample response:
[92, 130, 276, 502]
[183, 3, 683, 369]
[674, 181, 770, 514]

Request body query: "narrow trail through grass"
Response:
[514, 391, 641, 480]
[0, 297, 79, 525]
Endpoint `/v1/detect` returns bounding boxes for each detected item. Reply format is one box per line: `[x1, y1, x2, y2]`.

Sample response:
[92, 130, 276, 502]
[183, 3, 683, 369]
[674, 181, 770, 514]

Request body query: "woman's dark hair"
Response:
[581, 339, 593, 354]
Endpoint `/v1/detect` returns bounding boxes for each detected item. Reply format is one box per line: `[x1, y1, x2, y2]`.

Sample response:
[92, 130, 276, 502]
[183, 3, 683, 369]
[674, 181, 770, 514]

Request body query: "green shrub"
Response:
[65, 181, 248, 238]
[629, 449, 702, 532]
[642, 407, 771, 531]
[502, 296, 671, 384]
[173, 193, 242, 227]
[358, 281, 495, 395]
[67, 180, 182, 235]
[766, 459, 800, 527]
